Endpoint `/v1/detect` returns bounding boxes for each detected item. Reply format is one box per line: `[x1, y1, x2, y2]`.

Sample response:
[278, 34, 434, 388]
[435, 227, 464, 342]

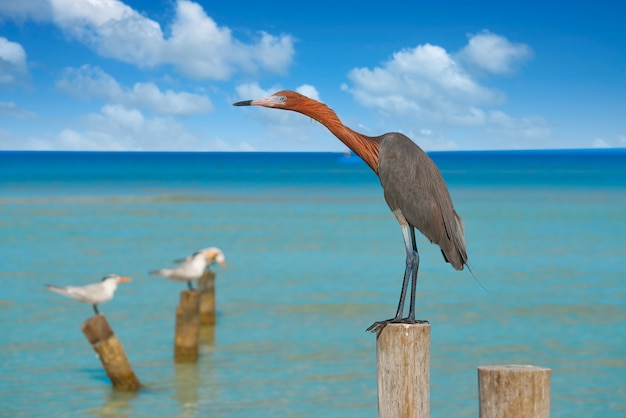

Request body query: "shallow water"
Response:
[1, 150, 625, 417]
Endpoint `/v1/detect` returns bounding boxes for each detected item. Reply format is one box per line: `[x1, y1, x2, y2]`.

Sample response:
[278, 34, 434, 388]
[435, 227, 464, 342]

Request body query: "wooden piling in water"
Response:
[376, 322, 430, 418]
[81, 314, 142, 391]
[198, 270, 216, 325]
[174, 290, 200, 362]
[478, 364, 551, 418]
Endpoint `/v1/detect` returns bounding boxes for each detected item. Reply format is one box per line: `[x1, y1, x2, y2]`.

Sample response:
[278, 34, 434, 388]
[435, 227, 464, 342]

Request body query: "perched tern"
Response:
[45, 274, 132, 314]
[150, 247, 226, 290]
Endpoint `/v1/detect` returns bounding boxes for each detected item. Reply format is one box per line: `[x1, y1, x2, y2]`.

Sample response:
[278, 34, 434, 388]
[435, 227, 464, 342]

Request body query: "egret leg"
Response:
[187, 280, 194, 291]
[366, 224, 422, 333]
[393, 251, 412, 318]
[406, 226, 421, 322]
[93, 304, 99, 315]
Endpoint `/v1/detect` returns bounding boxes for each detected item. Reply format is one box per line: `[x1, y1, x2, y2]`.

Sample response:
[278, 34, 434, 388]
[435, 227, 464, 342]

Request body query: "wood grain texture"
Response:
[377, 323, 430, 418]
[174, 290, 200, 362]
[81, 314, 142, 391]
[478, 364, 551, 418]
[198, 270, 216, 325]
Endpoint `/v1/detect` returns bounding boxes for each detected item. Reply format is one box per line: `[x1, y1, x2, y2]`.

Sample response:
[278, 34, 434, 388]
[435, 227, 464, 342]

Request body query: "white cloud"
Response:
[458, 31, 533, 74]
[128, 83, 213, 115]
[0, 128, 52, 150]
[52, 0, 164, 67]
[251, 31, 296, 76]
[0, 103, 256, 151]
[590, 135, 626, 149]
[592, 138, 609, 148]
[235, 82, 276, 100]
[36, 0, 295, 80]
[1, 1, 295, 79]
[405, 127, 459, 151]
[343, 43, 502, 125]
[0, 101, 36, 119]
[294, 84, 321, 101]
[57, 65, 121, 97]
[50, 0, 135, 26]
[68, 104, 258, 151]
[342, 32, 548, 149]
[57, 65, 213, 115]
[484, 112, 551, 140]
[77, 104, 202, 150]
[0, 37, 27, 83]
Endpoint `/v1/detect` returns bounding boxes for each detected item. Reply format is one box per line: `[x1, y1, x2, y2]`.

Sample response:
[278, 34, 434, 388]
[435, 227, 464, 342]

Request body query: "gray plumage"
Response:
[377, 132, 467, 270]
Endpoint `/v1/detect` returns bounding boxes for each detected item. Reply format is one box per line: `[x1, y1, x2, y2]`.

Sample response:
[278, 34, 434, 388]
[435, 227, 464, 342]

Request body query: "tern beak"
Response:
[118, 276, 132, 283]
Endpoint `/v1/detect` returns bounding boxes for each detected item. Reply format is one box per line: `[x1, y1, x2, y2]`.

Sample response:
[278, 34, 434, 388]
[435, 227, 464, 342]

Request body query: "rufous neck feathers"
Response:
[281, 94, 380, 173]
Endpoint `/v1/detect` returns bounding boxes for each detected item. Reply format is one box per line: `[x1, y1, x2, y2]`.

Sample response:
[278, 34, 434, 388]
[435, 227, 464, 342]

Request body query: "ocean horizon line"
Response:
[2, 147, 626, 156]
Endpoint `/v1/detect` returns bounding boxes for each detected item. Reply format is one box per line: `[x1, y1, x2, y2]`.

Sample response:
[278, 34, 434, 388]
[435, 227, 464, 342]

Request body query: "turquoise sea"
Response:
[1, 149, 625, 417]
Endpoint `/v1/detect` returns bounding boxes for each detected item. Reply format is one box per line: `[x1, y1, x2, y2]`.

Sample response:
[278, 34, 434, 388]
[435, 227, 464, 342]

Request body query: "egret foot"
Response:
[366, 317, 403, 333]
[403, 318, 429, 326]
[366, 317, 429, 333]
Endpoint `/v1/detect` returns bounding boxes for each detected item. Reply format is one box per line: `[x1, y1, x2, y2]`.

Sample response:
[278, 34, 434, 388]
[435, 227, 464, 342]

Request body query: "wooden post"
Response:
[198, 270, 216, 325]
[174, 290, 200, 362]
[376, 323, 430, 418]
[81, 314, 142, 391]
[478, 364, 551, 418]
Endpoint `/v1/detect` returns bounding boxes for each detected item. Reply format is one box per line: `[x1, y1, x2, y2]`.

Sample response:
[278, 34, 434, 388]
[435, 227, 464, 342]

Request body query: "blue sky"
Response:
[1, 0, 625, 152]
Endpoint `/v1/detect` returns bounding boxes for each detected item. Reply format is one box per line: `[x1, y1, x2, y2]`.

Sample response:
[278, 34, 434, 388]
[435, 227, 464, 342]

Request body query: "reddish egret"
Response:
[150, 247, 226, 290]
[234, 91, 468, 332]
[45, 274, 132, 314]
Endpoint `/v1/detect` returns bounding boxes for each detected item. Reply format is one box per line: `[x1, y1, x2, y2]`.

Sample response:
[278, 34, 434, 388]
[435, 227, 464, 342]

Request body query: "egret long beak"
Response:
[118, 276, 132, 283]
[233, 95, 286, 107]
[219, 260, 226, 267]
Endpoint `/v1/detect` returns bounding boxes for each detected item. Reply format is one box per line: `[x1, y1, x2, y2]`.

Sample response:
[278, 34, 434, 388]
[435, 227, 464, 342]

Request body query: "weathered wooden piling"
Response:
[478, 364, 551, 418]
[376, 322, 430, 418]
[198, 270, 216, 325]
[174, 290, 200, 362]
[81, 314, 142, 391]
